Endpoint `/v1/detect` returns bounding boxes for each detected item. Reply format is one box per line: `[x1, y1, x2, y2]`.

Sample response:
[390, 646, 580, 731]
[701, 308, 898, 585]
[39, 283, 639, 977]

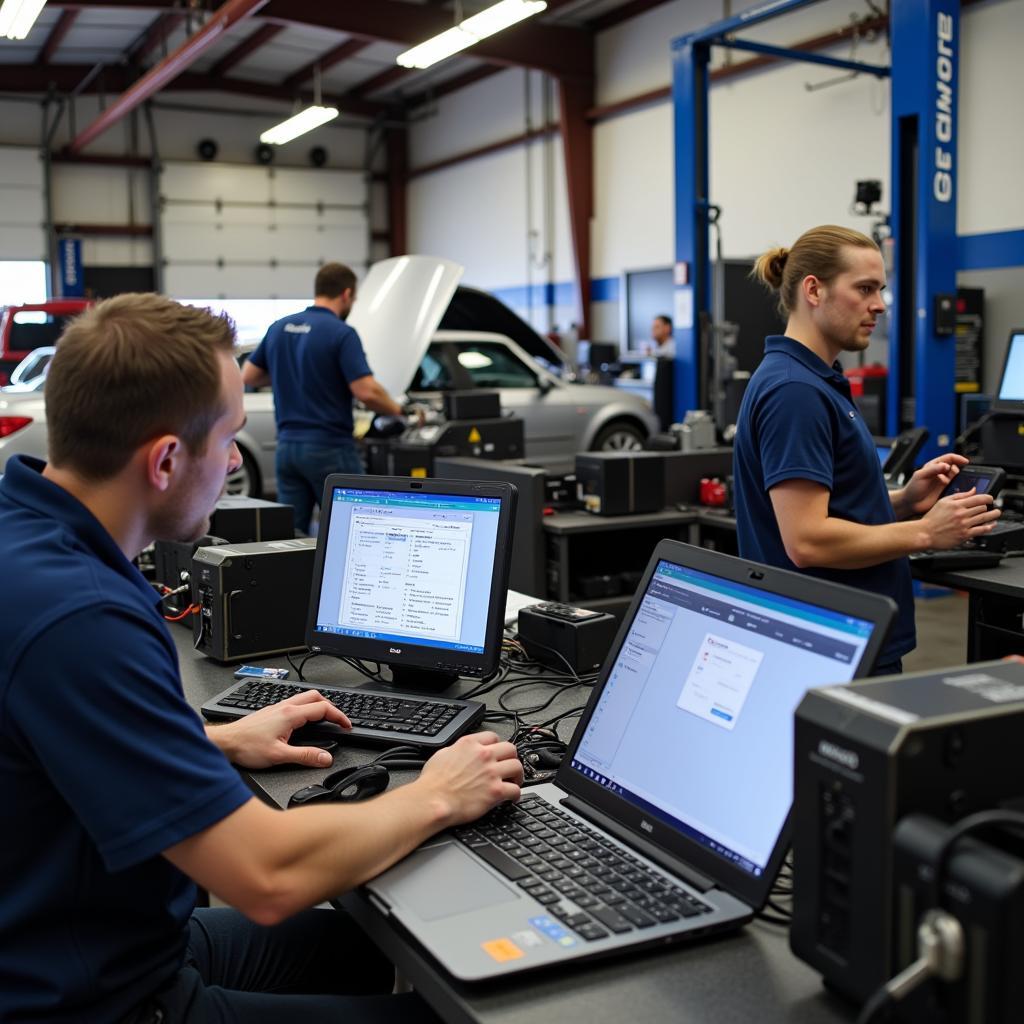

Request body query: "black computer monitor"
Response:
[993, 328, 1024, 411]
[305, 475, 517, 691]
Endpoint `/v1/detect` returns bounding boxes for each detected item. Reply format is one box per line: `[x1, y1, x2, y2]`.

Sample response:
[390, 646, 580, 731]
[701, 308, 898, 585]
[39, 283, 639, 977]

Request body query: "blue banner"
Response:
[58, 238, 83, 297]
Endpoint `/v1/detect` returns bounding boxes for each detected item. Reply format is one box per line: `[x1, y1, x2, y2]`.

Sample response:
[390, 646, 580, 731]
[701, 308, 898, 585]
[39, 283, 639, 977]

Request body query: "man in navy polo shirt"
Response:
[243, 262, 409, 534]
[0, 293, 522, 1023]
[734, 225, 999, 673]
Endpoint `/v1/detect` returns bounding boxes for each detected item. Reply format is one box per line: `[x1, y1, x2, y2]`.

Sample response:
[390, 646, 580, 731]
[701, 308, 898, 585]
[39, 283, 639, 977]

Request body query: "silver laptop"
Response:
[364, 540, 895, 980]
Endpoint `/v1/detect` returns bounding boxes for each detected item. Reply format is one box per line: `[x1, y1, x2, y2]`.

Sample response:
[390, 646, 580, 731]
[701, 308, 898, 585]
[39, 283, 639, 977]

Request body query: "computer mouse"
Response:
[287, 763, 390, 808]
[288, 724, 342, 753]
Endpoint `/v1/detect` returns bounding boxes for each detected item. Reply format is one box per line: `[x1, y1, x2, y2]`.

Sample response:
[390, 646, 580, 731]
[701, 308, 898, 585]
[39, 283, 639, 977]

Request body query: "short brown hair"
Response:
[752, 225, 879, 316]
[314, 262, 356, 299]
[46, 293, 236, 480]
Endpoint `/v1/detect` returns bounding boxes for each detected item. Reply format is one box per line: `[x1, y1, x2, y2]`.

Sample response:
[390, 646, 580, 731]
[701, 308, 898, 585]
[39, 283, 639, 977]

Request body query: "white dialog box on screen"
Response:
[676, 632, 764, 730]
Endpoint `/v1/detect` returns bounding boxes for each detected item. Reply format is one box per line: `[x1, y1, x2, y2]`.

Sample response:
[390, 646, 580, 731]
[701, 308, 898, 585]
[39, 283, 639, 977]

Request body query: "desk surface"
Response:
[174, 629, 854, 1024]
[542, 507, 694, 535]
[911, 554, 1024, 597]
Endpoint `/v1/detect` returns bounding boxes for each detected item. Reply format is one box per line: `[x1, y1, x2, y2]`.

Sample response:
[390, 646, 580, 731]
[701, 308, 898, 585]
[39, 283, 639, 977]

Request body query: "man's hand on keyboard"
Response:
[417, 732, 524, 827]
[921, 488, 1001, 549]
[206, 690, 351, 769]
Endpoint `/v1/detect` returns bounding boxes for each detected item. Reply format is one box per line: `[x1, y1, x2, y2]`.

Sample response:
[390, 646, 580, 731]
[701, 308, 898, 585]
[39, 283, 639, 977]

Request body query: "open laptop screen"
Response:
[571, 558, 876, 878]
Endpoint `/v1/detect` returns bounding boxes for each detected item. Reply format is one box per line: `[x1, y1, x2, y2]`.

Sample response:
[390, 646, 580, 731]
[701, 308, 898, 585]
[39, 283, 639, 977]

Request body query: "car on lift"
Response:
[0, 259, 659, 496]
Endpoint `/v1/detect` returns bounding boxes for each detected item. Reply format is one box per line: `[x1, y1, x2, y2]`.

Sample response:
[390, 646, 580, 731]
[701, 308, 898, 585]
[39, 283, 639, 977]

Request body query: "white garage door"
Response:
[160, 161, 368, 299]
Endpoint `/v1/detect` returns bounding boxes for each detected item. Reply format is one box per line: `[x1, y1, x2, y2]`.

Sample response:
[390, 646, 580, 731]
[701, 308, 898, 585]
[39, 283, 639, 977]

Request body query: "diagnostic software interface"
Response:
[572, 560, 876, 877]
[314, 487, 501, 654]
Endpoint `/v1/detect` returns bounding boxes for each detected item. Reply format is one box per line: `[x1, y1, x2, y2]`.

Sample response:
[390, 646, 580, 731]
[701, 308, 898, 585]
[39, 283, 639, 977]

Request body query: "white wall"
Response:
[0, 146, 45, 261]
[407, 68, 575, 332]
[957, 0, 1024, 235]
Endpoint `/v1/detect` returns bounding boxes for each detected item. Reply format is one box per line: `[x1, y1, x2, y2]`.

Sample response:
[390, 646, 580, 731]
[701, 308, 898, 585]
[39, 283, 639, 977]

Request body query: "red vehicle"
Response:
[0, 300, 92, 385]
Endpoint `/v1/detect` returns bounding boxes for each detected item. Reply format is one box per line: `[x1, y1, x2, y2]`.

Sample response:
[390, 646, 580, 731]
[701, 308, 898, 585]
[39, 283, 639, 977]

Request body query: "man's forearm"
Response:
[167, 778, 453, 926]
[786, 516, 930, 570]
[357, 380, 403, 417]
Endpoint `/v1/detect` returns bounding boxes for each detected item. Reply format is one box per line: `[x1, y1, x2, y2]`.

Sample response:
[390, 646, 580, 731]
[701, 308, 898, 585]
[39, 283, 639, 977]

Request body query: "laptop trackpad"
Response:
[378, 841, 520, 921]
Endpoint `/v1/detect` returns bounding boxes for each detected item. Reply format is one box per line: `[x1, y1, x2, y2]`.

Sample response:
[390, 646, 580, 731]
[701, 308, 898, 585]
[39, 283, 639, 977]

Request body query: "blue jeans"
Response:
[276, 440, 364, 535]
[140, 907, 438, 1023]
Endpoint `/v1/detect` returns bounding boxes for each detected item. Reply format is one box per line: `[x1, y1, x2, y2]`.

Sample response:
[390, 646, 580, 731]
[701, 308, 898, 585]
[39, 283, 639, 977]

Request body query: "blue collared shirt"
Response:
[249, 305, 374, 444]
[733, 336, 915, 664]
[0, 456, 252, 1023]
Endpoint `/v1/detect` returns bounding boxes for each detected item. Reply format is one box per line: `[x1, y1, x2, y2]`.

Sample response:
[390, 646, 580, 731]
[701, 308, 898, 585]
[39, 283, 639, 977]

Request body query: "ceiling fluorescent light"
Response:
[397, 0, 547, 70]
[0, 0, 47, 41]
[260, 105, 338, 146]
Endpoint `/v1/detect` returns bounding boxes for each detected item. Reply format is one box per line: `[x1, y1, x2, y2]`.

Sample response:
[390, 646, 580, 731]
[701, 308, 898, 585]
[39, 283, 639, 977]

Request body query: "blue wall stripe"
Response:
[488, 230, 1021, 310]
[590, 276, 619, 302]
[957, 229, 1024, 272]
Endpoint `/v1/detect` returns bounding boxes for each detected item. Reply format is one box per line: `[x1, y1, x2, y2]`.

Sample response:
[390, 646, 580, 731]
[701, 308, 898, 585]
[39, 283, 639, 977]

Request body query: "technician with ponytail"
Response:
[733, 225, 999, 674]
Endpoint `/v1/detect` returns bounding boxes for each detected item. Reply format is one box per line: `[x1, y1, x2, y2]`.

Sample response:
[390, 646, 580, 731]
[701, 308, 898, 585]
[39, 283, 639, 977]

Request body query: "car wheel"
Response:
[225, 446, 261, 498]
[591, 420, 647, 452]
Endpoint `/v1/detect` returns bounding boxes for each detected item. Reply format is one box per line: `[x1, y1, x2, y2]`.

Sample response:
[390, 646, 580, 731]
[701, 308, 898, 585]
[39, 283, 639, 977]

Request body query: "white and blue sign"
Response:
[59, 238, 83, 297]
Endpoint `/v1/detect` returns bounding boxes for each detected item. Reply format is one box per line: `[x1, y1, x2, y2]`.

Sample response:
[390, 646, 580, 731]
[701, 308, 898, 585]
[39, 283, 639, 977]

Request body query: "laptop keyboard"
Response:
[202, 680, 484, 747]
[453, 795, 712, 942]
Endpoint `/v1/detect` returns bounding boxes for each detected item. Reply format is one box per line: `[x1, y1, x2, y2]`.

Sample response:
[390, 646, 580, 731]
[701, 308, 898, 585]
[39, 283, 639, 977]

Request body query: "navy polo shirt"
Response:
[733, 336, 915, 665]
[0, 457, 252, 1023]
[249, 305, 374, 444]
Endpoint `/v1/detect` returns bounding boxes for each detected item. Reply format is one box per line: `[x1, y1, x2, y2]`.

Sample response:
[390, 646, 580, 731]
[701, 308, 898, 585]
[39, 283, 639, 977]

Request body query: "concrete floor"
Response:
[902, 590, 970, 674]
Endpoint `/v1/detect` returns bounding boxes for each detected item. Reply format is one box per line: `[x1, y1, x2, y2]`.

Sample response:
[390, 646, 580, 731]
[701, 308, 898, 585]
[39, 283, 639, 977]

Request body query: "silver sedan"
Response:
[0, 333, 659, 498]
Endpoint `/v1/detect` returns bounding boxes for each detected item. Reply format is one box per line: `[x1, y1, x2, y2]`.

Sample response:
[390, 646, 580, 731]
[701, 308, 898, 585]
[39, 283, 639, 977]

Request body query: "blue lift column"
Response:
[889, 0, 960, 457]
[670, 30, 711, 417]
[670, 0, 888, 423]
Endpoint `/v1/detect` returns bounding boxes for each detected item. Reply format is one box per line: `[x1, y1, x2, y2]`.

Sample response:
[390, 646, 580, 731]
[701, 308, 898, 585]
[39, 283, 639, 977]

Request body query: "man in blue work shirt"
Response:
[734, 225, 999, 674]
[242, 262, 407, 533]
[0, 293, 522, 1023]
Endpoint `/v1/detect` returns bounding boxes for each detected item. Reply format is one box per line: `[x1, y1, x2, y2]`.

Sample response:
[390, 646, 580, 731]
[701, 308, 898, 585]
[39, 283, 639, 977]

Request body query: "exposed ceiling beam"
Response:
[128, 11, 186, 63]
[53, 0, 591, 77]
[178, 72, 382, 117]
[208, 22, 284, 77]
[37, 9, 79, 65]
[348, 65, 407, 100]
[260, 0, 592, 79]
[66, 0, 269, 154]
[280, 37, 371, 92]
[407, 64, 503, 108]
[0, 63, 384, 117]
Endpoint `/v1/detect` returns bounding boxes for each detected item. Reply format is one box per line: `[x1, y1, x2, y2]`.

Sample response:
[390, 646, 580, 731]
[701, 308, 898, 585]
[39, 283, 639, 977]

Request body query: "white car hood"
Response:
[346, 255, 464, 399]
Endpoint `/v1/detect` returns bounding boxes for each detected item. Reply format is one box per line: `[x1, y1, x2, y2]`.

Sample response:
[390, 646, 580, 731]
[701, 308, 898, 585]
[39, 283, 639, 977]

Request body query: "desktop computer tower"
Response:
[790, 661, 1024, 1004]
[154, 498, 294, 628]
[192, 538, 316, 662]
[209, 496, 294, 543]
[574, 452, 665, 515]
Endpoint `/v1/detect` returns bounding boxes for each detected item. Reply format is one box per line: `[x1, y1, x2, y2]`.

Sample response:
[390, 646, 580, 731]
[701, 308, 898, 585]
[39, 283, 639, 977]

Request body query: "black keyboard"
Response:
[909, 549, 1003, 572]
[453, 795, 712, 942]
[201, 681, 485, 749]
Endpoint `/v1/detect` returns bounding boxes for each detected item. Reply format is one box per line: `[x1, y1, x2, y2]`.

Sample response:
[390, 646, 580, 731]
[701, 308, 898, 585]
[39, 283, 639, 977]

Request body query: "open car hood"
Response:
[346, 255, 464, 399]
[439, 285, 565, 368]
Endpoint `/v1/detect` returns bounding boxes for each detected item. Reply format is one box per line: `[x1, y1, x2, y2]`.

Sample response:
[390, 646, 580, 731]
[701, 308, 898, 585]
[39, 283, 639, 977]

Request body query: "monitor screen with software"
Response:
[995, 329, 1024, 407]
[305, 475, 516, 689]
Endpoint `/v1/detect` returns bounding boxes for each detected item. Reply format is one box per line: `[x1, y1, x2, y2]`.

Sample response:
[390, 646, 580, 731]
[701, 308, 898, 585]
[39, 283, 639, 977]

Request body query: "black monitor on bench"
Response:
[305, 475, 517, 691]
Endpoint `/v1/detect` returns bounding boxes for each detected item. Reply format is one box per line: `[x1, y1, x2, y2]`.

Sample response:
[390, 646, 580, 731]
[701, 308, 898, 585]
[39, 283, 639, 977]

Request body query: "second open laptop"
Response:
[362, 539, 896, 980]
